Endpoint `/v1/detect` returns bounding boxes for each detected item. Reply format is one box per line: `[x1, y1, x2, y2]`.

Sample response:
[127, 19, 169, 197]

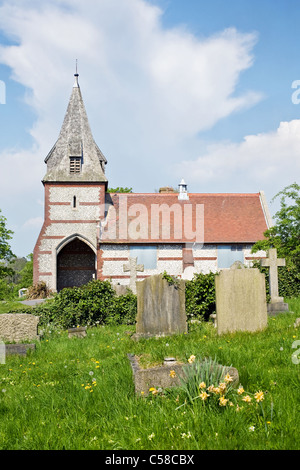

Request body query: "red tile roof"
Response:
[101, 192, 268, 244]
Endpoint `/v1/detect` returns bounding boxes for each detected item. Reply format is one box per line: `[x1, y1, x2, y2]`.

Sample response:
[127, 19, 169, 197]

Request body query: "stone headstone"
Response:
[260, 248, 289, 314]
[133, 274, 187, 339]
[113, 284, 129, 297]
[215, 267, 268, 335]
[0, 314, 40, 343]
[230, 260, 245, 270]
[123, 257, 144, 294]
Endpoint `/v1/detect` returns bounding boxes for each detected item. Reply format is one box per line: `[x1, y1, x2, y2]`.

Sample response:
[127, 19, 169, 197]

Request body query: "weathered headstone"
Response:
[215, 267, 268, 335]
[260, 248, 289, 314]
[133, 274, 187, 339]
[123, 257, 144, 294]
[113, 283, 129, 297]
[230, 260, 245, 270]
[0, 314, 40, 343]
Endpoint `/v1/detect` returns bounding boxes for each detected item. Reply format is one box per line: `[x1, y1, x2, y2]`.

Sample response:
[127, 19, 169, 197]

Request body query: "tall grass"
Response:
[0, 298, 299, 450]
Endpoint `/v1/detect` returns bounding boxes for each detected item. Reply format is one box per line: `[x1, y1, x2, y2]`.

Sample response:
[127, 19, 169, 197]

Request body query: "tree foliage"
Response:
[107, 187, 133, 193]
[252, 183, 300, 268]
[0, 209, 15, 279]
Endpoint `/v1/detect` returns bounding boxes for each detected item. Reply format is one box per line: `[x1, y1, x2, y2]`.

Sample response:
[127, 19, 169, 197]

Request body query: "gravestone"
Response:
[0, 314, 40, 343]
[113, 283, 129, 297]
[215, 267, 268, 335]
[133, 274, 187, 339]
[230, 260, 245, 270]
[260, 248, 289, 314]
[123, 257, 144, 294]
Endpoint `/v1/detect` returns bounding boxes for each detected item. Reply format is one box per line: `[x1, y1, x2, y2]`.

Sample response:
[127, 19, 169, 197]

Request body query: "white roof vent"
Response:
[178, 179, 189, 200]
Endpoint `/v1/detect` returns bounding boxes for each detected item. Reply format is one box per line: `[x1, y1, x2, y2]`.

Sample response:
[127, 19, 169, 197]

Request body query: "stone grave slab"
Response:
[215, 267, 268, 335]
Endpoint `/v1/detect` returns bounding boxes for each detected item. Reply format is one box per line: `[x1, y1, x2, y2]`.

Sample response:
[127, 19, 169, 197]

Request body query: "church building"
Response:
[33, 73, 272, 292]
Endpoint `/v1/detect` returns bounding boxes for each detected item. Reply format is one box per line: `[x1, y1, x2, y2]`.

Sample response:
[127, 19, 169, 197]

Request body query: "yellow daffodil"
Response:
[224, 373, 233, 383]
[219, 396, 228, 406]
[169, 370, 176, 378]
[199, 391, 210, 401]
[237, 385, 245, 395]
[254, 391, 264, 403]
[188, 355, 196, 364]
[242, 395, 252, 403]
[199, 382, 206, 389]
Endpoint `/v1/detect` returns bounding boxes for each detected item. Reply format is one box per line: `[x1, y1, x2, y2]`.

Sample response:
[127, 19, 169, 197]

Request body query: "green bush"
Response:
[185, 272, 217, 321]
[32, 280, 137, 329]
[252, 261, 300, 300]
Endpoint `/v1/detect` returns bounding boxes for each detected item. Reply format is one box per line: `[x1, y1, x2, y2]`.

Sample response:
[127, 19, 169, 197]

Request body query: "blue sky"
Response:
[0, 0, 299, 257]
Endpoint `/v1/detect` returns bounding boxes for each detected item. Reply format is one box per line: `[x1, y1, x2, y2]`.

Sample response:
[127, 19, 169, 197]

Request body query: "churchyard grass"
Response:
[0, 297, 299, 450]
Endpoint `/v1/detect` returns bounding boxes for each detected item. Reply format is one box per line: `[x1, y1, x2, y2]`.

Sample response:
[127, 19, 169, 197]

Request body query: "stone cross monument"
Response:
[123, 257, 144, 294]
[260, 248, 289, 314]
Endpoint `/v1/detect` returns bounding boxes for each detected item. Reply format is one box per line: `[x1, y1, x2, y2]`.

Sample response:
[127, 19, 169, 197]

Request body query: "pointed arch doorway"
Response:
[56, 236, 96, 292]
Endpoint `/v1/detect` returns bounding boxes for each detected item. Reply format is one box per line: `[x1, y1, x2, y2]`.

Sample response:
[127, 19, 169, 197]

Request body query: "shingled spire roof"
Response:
[43, 72, 107, 183]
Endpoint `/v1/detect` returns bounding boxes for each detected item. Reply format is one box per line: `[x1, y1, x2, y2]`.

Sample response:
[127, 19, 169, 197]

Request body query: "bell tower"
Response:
[33, 72, 107, 291]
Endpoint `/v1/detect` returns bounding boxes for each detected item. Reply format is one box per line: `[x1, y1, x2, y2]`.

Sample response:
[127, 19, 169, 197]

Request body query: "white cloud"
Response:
[176, 120, 300, 199]
[0, 0, 261, 150]
[22, 217, 44, 230]
[0, 0, 264, 255]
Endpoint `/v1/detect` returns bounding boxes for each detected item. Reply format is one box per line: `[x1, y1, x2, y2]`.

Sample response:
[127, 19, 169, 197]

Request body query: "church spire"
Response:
[43, 71, 107, 183]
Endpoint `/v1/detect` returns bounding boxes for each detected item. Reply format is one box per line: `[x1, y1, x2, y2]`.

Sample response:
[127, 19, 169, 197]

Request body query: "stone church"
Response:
[33, 73, 272, 292]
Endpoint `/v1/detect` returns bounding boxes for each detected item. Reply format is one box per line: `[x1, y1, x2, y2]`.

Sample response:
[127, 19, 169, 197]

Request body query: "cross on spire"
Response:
[73, 59, 79, 88]
[123, 257, 144, 294]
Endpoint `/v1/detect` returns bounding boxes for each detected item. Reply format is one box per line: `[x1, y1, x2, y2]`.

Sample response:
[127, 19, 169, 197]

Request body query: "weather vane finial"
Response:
[73, 59, 79, 87]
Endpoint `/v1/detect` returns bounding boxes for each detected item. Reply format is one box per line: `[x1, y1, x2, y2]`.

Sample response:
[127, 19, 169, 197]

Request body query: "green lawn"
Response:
[0, 298, 299, 450]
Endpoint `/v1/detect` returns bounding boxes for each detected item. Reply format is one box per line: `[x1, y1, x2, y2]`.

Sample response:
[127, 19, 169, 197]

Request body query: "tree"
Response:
[107, 187, 133, 193]
[252, 183, 300, 268]
[0, 209, 15, 279]
[17, 253, 33, 288]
